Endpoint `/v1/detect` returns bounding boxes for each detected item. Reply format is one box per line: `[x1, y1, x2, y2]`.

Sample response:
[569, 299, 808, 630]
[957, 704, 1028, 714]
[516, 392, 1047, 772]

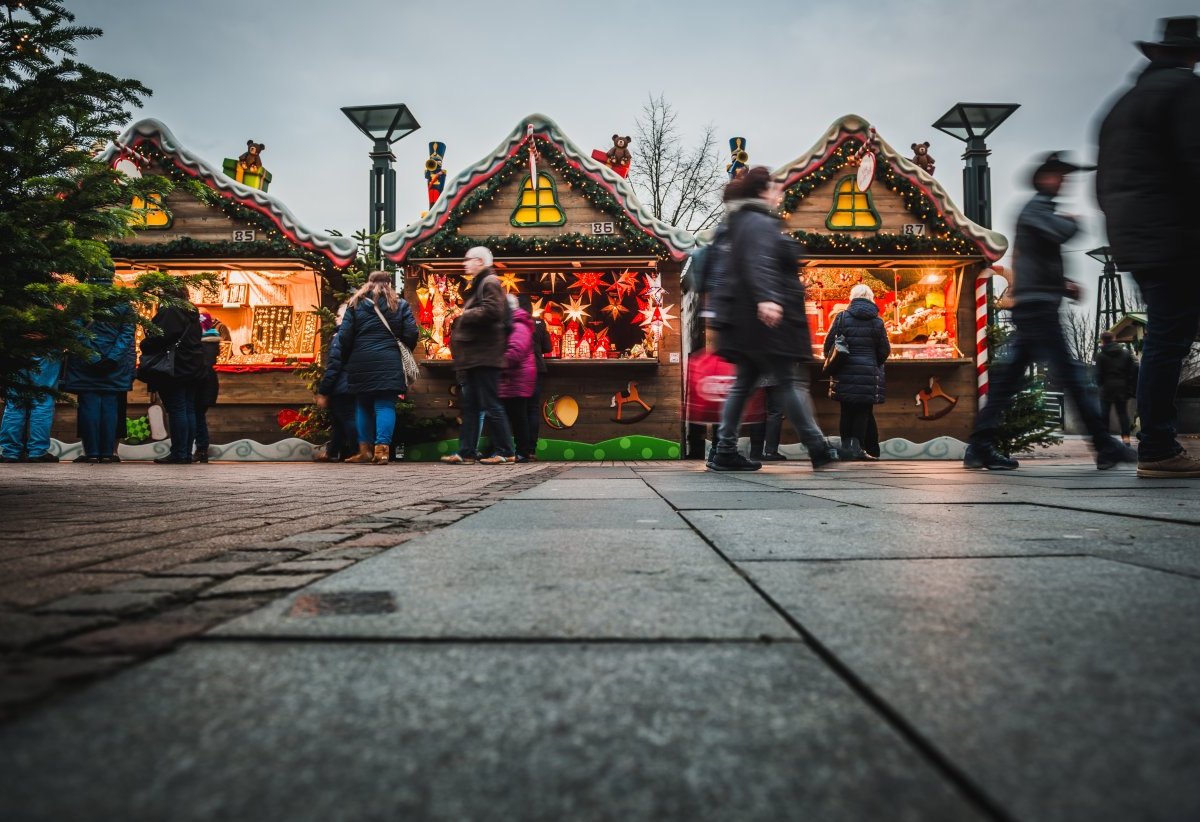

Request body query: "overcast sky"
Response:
[74, 0, 1188, 288]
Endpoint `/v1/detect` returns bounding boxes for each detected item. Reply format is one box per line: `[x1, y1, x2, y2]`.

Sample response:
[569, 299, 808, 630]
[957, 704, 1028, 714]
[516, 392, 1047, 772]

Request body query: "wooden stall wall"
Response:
[455, 165, 631, 239]
[118, 161, 263, 246]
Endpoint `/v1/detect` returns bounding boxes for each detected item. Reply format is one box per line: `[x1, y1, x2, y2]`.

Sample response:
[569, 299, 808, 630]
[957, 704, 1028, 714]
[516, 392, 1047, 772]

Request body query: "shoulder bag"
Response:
[136, 338, 180, 383]
[371, 300, 420, 387]
[820, 313, 850, 380]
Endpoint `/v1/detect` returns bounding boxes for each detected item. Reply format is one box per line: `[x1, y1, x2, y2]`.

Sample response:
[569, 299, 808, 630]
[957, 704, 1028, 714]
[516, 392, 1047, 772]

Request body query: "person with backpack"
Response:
[707, 166, 837, 472]
[1095, 331, 1138, 445]
[336, 271, 419, 465]
[442, 247, 515, 465]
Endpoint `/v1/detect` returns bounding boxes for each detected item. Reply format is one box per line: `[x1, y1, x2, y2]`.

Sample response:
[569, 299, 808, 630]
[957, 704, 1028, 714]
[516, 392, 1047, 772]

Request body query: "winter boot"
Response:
[194, 447, 209, 464]
[842, 437, 865, 461]
[371, 444, 390, 464]
[344, 443, 373, 464]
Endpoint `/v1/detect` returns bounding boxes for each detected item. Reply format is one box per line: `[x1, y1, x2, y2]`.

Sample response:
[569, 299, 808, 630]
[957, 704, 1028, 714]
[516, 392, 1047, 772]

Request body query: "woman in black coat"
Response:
[138, 280, 206, 464]
[709, 166, 835, 472]
[335, 271, 418, 464]
[825, 283, 890, 460]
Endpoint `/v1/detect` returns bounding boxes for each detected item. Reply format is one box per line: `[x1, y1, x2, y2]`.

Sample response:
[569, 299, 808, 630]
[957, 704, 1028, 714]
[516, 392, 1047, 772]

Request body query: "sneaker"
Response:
[1137, 451, 1200, 479]
[72, 455, 99, 464]
[440, 454, 475, 465]
[707, 452, 761, 472]
[27, 453, 59, 463]
[1096, 443, 1137, 471]
[759, 452, 788, 462]
[810, 446, 840, 470]
[963, 443, 1019, 470]
[478, 455, 514, 465]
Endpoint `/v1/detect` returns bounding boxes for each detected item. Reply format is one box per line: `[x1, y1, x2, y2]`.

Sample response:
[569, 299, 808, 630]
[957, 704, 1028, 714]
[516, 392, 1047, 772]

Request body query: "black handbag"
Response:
[136, 341, 178, 383]
[821, 314, 850, 379]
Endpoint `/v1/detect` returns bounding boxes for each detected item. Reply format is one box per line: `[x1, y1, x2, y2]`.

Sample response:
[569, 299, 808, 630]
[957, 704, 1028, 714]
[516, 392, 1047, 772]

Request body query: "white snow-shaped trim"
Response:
[379, 113, 698, 263]
[103, 119, 358, 268]
[770, 114, 1008, 261]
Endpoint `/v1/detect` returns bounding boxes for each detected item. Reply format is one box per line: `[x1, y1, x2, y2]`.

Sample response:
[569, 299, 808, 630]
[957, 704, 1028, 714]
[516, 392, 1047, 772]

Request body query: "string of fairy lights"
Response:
[410, 138, 666, 260]
[780, 136, 980, 257]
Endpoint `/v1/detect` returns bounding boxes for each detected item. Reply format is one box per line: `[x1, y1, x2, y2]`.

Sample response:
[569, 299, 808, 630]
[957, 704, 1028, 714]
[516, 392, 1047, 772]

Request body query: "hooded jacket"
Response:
[139, 304, 205, 389]
[336, 296, 419, 395]
[1094, 341, 1138, 402]
[499, 307, 536, 399]
[714, 199, 812, 360]
[1097, 61, 1200, 271]
[60, 305, 137, 394]
[824, 297, 890, 404]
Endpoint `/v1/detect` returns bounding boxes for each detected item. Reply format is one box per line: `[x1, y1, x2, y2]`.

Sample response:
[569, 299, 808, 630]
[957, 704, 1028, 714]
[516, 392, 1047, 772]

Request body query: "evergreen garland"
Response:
[410, 139, 668, 259]
[781, 136, 979, 258]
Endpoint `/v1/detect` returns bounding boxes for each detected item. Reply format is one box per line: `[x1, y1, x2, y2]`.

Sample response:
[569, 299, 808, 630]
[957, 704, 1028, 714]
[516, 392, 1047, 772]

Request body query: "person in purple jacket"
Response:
[498, 294, 537, 463]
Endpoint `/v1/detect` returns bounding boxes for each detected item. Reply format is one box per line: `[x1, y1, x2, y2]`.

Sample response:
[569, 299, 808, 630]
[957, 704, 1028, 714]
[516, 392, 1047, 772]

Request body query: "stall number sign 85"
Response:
[232, 229, 256, 242]
[591, 222, 614, 235]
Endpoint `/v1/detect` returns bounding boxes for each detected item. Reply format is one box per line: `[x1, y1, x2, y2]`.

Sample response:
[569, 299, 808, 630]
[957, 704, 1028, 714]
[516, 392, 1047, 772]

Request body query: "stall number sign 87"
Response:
[232, 229, 256, 242]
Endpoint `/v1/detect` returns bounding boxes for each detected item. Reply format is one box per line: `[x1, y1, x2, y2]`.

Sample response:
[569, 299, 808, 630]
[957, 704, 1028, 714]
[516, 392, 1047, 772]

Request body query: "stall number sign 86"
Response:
[232, 229, 256, 242]
[591, 222, 614, 235]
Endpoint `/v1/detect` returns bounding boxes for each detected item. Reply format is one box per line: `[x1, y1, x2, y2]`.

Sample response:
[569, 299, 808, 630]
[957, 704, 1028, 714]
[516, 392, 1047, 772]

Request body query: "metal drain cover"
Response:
[288, 591, 397, 617]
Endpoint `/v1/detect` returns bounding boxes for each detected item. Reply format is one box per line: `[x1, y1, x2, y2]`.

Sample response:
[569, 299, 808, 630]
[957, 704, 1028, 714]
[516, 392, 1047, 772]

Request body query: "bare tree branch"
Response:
[630, 94, 725, 233]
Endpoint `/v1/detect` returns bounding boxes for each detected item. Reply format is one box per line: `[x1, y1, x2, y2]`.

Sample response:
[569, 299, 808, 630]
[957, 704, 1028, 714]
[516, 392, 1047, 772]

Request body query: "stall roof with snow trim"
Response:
[379, 113, 697, 264]
[101, 119, 358, 269]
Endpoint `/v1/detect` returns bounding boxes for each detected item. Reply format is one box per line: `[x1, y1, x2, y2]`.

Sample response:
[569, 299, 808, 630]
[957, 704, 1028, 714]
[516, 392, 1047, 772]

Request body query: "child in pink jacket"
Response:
[499, 295, 537, 462]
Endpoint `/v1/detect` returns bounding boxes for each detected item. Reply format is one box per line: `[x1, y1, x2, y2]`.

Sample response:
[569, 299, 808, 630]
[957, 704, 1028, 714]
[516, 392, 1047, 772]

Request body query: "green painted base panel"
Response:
[406, 435, 682, 462]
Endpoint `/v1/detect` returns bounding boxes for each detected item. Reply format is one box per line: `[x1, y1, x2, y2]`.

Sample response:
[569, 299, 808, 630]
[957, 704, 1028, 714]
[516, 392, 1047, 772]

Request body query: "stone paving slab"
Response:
[509, 478, 659, 499]
[657, 491, 849, 511]
[741, 557, 1200, 822]
[215, 528, 793, 640]
[0, 643, 985, 822]
[448, 498, 689, 530]
[556, 466, 641, 479]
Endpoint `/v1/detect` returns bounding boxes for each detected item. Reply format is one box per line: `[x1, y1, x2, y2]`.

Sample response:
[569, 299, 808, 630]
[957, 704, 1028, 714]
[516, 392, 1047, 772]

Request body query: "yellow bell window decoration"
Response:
[510, 173, 566, 227]
[131, 193, 170, 229]
[826, 175, 881, 231]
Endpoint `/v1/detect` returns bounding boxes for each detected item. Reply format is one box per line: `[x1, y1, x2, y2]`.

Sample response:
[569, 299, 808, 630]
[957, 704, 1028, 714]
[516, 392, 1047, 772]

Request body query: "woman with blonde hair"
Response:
[334, 271, 419, 464]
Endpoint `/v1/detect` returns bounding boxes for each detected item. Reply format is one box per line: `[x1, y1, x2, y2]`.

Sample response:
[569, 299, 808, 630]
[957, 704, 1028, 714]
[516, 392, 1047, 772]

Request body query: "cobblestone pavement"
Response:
[0, 460, 562, 721]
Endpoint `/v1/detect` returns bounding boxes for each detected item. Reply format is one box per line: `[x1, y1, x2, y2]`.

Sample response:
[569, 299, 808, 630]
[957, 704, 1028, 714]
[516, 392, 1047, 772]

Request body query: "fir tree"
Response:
[988, 323, 1064, 454]
[0, 0, 172, 391]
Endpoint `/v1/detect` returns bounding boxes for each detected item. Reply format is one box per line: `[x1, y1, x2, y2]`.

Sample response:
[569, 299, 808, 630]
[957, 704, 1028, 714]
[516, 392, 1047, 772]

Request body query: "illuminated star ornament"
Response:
[607, 269, 637, 299]
[570, 271, 606, 301]
[630, 296, 650, 325]
[601, 294, 629, 321]
[563, 295, 591, 325]
[641, 304, 677, 333]
[497, 271, 522, 294]
[641, 273, 664, 302]
[529, 295, 544, 318]
[540, 271, 567, 290]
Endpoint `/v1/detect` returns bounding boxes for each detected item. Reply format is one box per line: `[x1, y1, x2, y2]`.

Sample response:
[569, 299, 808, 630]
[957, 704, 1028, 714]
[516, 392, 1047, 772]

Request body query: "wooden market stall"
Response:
[379, 114, 697, 461]
[58, 119, 357, 446]
[769, 114, 1009, 445]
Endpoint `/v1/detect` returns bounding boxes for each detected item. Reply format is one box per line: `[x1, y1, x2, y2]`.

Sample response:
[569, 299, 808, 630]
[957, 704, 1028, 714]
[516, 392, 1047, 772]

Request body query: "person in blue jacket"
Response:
[335, 271, 418, 465]
[60, 298, 137, 464]
[1, 356, 62, 463]
[315, 303, 358, 461]
[824, 283, 890, 460]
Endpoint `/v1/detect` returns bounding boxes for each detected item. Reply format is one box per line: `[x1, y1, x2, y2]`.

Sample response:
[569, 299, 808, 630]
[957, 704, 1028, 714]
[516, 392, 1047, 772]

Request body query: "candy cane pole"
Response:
[976, 268, 992, 408]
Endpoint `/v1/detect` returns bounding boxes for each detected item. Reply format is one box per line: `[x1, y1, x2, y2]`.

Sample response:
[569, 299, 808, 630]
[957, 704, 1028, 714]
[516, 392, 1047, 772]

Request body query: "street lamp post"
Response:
[932, 103, 1020, 327]
[1087, 246, 1127, 351]
[341, 103, 420, 266]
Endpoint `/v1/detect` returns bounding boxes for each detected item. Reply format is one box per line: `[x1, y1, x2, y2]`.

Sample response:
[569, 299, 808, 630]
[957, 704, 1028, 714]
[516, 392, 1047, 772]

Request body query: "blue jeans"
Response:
[458, 367, 513, 458]
[355, 393, 396, 446]
[77, 391, 119, 458]
[972, 303, 1115, 451]
[159, 385, 197, 460]
[1, 391, 56, 459]
[716, 355, 825, 455]
[1131, 272, 1200, 461]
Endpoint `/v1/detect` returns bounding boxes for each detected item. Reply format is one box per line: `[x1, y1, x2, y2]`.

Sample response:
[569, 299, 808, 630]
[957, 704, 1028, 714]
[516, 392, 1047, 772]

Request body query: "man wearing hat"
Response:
[964, 153, 1136, 471]
[1097, 16, 1200, 479]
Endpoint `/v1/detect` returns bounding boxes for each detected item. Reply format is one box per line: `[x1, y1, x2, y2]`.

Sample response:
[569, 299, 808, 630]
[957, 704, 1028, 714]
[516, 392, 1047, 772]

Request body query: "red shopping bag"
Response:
[684, 351, 765, 425]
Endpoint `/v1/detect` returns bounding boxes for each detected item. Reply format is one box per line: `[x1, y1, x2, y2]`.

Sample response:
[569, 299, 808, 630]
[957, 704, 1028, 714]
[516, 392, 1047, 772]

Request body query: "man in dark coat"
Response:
[709, 167, 835, 471]
[1097, 16, 1200, 478]
[825, 284, 890, 460]
[964, 154, 1135, 471]
[1094, 331, 1138, 444]
[443, 246, 515, 465]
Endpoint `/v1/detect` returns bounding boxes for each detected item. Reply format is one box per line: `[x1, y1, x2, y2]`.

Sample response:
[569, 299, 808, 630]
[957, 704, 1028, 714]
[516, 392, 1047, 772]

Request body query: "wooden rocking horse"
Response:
[610, 381, 654, 424]
[915, 376, 959, 421]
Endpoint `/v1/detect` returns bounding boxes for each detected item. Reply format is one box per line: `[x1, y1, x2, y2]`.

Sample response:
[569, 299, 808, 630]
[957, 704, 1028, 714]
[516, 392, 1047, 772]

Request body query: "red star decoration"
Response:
[607, 269, 638, 299]
[570, 271, 606, 301]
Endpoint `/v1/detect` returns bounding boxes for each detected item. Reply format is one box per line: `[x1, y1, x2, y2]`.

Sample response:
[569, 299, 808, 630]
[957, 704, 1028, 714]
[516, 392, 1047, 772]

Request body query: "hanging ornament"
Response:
[630, 296, 650, 325]
[563, 295, 591, 325]
[641, 304, 677, 333]
[641, 273, 664, 302]
[527, 124, 539, 193]
[607, 269, 638, 299]
[570, 271, 606, 301]
[529, 295, 544, 318]
[497, 271, 522, 294]
[601, 294, 629, 321]
[540, 270, 567, 290]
